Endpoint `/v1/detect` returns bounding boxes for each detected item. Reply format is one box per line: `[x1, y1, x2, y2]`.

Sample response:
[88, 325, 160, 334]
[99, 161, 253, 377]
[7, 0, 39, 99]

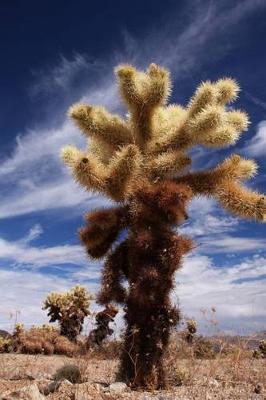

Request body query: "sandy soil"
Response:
[0, 354, 265, 399]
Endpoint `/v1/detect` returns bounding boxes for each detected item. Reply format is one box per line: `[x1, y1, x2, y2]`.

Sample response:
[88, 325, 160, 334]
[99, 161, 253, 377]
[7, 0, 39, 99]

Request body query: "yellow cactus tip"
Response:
[68, 103, 90, 119]
[216, 78, 240, 103]
[148, 63, 158, 70]
[231, 154, 241, 163]
[60, 145, 77, 165]
[115, 64, 135, 79]
[228, 110, 250, 132]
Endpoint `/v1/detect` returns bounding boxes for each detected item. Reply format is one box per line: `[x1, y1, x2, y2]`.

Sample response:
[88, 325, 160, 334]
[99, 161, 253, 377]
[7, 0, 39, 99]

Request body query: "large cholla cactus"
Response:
[61, 64, 265, 389]
[43, 285, 93, 341]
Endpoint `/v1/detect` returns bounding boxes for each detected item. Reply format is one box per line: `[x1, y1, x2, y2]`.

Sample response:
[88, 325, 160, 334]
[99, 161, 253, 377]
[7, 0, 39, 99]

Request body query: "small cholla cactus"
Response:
[13, 323, 24, 336]
[43, 285, 93, 341]
[88, 304, 118, 347]
[253, 339, 266, 359]
[184, 319, 197, 344]
[61, 63, 266, 389]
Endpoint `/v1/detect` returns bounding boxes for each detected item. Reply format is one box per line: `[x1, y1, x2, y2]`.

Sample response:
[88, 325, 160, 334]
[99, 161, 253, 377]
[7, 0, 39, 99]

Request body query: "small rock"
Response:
[60, 379, 73, 386]
[209, 378, 219, 387]
[2, 383, 45, 400]
[92, 383, 104, 392]
[26, 373, 44, 381]
[75, 395, 102, 400]
[109, 382, 129, 394]
[9, 370, 27, 381]
[254, 383, 262, 394]
[40, 380, 61, 395]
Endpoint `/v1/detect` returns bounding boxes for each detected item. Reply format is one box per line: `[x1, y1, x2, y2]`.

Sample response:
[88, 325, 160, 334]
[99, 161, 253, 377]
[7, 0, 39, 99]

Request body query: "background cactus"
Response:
[61, 63, 265, 389]
[43, 285, 93, 342]
[184, 319, 198, 344]
[253, 339, 266, 359]
[88, 305, 118, 347]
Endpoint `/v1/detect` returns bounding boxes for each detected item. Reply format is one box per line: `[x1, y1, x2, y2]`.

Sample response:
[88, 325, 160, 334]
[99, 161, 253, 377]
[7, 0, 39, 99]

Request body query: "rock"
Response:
[254, 383, 262, 394]
[2, 383, 45, 400]
[26, 373, 44, 381]
[92, 383, 105, 392]
[109, 382, 129, 394]
[75, 395, 94, 400]
[76, 395, 105, 400]
[209, 378, 219, 387]
[9, 370, 27, 381]
[60, 379, 72, 386]
[39, 380, 61, 395]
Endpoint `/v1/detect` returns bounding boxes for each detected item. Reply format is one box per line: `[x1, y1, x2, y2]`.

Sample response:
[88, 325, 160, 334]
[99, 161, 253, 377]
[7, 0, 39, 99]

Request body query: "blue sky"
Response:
[0, 0, 266, 335]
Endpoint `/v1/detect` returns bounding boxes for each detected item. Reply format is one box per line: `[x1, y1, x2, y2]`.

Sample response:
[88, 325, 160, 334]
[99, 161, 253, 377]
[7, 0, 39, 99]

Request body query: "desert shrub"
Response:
[169, 367, 190, 387]
[193, 336, 215, 359]
[22, 339, 43, 354]
[89, 339, 122, 359]
[14, 324, 58, 355]
[43, 285, 93, 342]
[53, 364, 82, 383]
[0, 329, 11, 339]
[0, 336, 12, 353]
[54, 335, 78, 356]
[42, 341, 54, 355]
[11, 323, 79, 356]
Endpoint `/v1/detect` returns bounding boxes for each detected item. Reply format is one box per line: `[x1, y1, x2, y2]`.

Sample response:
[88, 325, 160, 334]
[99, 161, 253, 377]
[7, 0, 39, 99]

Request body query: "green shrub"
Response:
[53, 364, 82, 384]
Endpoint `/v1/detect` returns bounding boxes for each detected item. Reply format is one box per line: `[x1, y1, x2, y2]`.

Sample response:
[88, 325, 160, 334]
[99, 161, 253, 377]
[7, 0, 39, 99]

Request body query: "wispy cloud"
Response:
[0, 225, 87, 268]
[242, 120, 266, 158]
[1, 246, 265, 334]
[245, 91, 266, 111]
[180, 197, 266, 254]
[122, 0, 266, 78]
[177, 253, 266, 333]
[19, 224, 43, 244]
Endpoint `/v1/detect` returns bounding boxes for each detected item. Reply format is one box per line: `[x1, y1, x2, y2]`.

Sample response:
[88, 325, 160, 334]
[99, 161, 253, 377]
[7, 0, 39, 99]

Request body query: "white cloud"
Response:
[200, 235, 266, 254]
[179, 197, 266, 254]
[0, 269, 99, 331]
[0, 225, 88, 267]
[176, 253, 266, 333]
[18, 224, 43, 244]
[31, 53, 94, 95]
[122, 0, 266, 78]
[243, 120, 266, 158]
[1, 250, 265, 335]
[180, 206, 239, 238]
[0, 177, 110, 218]
[0, 84, 117, 218]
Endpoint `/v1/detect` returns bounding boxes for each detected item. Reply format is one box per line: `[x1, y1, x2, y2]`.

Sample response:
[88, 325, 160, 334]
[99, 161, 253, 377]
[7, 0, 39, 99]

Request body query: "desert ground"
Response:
[0, 350, 265, 399]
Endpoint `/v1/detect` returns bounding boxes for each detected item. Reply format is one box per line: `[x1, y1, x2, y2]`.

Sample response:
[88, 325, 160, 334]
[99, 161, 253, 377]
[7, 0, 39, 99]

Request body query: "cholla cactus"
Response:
[43, 285, 93, 341]
[88, 304, 118, 347]
[253, 339, 266, 359]
[61, 64, 265, 389]
[184, 319, 197, 344]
